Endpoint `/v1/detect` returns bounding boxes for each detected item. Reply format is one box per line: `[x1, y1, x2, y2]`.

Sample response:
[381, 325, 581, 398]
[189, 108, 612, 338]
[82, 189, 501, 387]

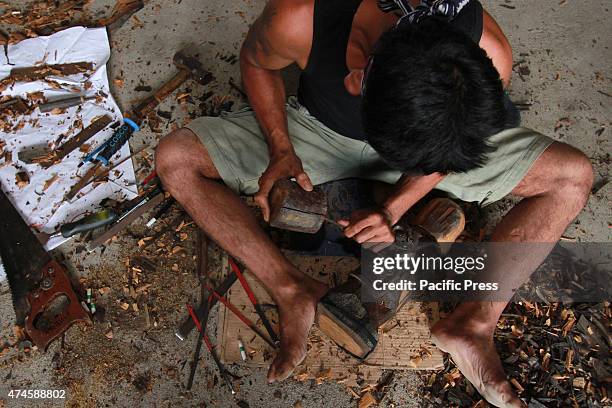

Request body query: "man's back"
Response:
[296, 0, 365, 139]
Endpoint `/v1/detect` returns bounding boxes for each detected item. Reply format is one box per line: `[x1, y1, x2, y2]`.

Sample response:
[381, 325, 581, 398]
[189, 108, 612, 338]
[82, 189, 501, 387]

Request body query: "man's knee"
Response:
[547, 144, 594, 208]
[156, 128, 192, 177]
[515, 142, 593, 213]
[155, 128, 219, 182]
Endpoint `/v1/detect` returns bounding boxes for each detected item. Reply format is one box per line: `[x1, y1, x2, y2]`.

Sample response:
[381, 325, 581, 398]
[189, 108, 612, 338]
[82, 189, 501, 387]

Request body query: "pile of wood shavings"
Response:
[0, 0, 91, 42]
[421, 302, 610, 407]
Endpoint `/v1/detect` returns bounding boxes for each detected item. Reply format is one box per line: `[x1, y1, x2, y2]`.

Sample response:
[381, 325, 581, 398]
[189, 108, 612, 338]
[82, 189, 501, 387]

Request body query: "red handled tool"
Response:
[228, 258, 279, 346]
[187, 303, 236, 394]
[205, 284, 278, 349]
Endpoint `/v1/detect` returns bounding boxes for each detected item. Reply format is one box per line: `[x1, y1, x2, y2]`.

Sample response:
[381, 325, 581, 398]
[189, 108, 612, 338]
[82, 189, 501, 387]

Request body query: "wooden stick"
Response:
[34, 115, 113, 167]
[65, 146, 148, 201]
[87, 146, 148, 185]
[65, 163, 101, 201]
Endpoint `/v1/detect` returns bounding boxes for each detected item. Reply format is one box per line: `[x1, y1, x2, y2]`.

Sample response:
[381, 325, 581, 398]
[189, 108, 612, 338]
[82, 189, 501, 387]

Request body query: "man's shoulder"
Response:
[263, 0, 314, 37]
[269, 0, 314, 16]
[254, 0, 314, 65]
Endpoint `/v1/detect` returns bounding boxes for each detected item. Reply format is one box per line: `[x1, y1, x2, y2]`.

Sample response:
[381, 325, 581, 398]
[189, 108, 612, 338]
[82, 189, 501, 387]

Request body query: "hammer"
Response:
[131, 49, 213, 121]
[269, 179, 341, 233]
[66, 49, 213, 200]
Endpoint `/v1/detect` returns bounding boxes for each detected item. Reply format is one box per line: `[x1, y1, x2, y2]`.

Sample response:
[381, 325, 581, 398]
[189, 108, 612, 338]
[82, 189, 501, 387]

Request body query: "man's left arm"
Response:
[339, 172, 445, 244]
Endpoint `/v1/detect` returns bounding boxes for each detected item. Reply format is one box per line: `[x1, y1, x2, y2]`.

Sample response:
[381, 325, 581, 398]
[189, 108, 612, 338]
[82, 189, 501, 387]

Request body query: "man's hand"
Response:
[255, 149, 313, 222]
[338, 208, 395, 246]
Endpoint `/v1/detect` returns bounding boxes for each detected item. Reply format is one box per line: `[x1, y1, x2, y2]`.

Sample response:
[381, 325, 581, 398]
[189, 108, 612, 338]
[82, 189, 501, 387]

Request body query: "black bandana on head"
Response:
[377, 0, 471, 24]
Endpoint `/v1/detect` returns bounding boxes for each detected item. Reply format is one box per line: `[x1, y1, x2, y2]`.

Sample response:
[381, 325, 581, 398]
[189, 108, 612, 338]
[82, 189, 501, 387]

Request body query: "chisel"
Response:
[146, 198, 174, 227]
[39, 208, 119, 245]
[38, 95, 96, 113]
[86, 188, 165, 251]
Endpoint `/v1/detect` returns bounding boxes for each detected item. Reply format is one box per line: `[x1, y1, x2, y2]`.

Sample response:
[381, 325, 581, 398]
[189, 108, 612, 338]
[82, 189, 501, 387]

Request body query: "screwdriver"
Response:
[44, 208, 119, 243]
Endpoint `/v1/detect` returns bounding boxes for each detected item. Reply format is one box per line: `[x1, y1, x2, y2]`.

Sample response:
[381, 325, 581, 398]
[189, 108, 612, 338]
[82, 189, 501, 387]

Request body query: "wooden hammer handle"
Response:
[132, 69, 190, 118]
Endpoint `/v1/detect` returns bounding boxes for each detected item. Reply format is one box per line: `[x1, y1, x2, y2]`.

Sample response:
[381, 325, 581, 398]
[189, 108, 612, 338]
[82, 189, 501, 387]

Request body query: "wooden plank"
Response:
[218, 254, 443, 385]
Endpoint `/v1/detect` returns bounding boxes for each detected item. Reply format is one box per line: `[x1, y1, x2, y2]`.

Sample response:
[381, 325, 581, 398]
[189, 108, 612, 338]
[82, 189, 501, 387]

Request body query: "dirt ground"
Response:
[0, 0, 610, 407]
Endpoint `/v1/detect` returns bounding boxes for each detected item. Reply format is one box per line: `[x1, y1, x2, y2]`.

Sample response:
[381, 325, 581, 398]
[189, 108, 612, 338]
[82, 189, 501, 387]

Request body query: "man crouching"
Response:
[155, 1, 592, 406]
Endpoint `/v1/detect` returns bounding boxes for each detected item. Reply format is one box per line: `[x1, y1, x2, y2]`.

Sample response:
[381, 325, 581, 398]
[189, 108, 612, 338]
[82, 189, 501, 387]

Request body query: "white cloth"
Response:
[0, 27, 138, 280]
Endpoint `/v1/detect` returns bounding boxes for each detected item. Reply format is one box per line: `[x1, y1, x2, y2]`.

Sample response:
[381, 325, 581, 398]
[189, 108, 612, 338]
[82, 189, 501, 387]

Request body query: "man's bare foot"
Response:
[431, 319, 525, 408]
[267, 278, 326, 383]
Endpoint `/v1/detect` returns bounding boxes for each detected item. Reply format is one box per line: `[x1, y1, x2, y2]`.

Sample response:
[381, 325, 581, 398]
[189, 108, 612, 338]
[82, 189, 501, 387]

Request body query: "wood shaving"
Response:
[43, 173, 58, 190]
[15, 171, 29, 188]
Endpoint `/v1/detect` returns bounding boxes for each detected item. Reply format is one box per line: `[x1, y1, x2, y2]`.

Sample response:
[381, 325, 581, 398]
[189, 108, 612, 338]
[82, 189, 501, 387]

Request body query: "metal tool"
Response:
[175, 271, 238, 341]
[186, 299, 209, 390]
[6, 62, 93, 81]
[130, 49, 213, 121]
[19, 115, 113, 166]
[65, 118, 140, 200]
[228, 258, 279, 345]
[38, 95, 96, 113]
[146, 197, 174, 227]
[78, 118, 140, 168]
[66, 48, 213, 201]
[0, 189, 90, 350]
[50, 208, 118, 239]
[176, 258, 282, 347]
[187, 303, 236, 394]
[115, 186, 161, 223]
[206, 284, 277, 349]
[39, 208, 118, 246]
[69, 145, 148, 198]
[86, 187, 165, 251]
[186, 230, 210, 389]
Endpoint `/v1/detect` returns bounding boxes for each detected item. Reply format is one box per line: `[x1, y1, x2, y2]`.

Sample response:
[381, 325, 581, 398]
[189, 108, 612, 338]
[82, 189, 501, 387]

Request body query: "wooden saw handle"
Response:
[25, 260, 90, 351]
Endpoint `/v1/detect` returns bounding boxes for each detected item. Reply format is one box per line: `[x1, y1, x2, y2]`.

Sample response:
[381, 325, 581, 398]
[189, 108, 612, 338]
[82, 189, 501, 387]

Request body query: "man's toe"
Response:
[481, 380, 523, 408]
[267, 355, 291, 383]
[267, 358, 281, 383]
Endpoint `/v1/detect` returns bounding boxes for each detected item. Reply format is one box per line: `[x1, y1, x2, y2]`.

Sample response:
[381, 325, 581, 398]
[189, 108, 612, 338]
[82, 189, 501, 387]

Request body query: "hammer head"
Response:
[173, 49, 213, 85]
[269, 179, 327, 233]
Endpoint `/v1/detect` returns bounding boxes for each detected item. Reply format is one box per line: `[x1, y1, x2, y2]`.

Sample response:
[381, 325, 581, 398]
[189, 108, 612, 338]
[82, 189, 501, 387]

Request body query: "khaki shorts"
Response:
[186, 97, 553, 204]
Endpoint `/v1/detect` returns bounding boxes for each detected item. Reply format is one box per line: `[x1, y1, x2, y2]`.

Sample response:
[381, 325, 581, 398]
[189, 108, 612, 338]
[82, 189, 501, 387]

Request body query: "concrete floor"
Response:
[0, 0, 610, 407]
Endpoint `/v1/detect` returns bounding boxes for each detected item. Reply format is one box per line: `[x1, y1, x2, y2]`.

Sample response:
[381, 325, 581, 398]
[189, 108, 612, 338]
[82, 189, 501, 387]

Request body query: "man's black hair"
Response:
[362, 18, 507, 174]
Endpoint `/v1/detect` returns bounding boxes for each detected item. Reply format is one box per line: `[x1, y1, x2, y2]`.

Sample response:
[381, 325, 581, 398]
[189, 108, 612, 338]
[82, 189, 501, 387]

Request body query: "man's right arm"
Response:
[240, 0, 313, 221]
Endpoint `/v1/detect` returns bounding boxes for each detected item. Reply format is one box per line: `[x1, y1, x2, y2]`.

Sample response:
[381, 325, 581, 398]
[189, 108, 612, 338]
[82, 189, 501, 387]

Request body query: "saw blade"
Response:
[0, 188, 90, 349]
[0, 189, 51, 325]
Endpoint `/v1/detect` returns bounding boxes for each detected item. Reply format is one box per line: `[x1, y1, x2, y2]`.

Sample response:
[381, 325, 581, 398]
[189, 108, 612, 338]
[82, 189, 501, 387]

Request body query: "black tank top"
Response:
[297, 0, 484, 140]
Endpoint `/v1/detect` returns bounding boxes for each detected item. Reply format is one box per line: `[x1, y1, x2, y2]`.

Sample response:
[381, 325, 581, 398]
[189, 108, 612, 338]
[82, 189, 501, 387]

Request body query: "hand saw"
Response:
[0, 189, 90, 350]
